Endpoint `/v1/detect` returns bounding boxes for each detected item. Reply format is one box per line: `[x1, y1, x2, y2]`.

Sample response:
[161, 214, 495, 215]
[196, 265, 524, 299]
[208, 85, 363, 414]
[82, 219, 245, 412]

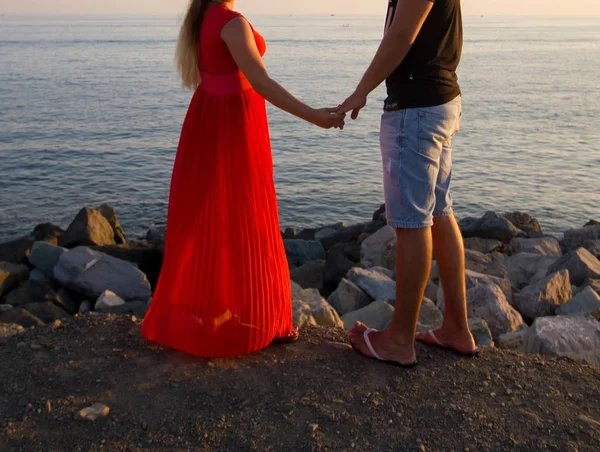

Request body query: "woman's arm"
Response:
[221, 17, 344, 129]
[339, 0, 434, 119]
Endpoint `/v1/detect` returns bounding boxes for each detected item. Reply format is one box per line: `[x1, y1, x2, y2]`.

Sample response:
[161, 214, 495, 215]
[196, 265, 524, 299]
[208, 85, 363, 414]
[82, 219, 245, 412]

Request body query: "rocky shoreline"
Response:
[1, 204, 600, 365]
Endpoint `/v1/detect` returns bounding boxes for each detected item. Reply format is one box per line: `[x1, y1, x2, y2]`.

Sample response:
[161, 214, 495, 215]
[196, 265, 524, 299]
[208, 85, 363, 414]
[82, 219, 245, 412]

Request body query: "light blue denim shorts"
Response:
[380, 95, 462, 229]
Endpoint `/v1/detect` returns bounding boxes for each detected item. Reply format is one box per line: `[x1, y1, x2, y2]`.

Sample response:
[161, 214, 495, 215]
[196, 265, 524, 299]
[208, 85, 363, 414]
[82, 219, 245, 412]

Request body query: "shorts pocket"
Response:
[417, 111, 458, 158]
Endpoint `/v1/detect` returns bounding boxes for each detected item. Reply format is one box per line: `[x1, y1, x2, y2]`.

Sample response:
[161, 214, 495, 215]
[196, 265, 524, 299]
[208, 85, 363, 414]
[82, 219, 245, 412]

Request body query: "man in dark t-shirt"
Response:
[340, 1, 478, 366]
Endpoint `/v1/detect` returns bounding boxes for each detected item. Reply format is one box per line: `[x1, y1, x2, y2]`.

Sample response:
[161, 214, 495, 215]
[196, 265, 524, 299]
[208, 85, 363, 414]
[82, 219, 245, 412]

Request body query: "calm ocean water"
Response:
[0, 14, 599, 242]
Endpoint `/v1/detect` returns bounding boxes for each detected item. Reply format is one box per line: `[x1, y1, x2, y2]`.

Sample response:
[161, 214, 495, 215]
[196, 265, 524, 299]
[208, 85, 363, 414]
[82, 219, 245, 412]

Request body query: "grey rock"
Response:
[28, 242, 67, 277]
[465, 249, 508, 279]
[502, 212, 543, 236]
[319, 224, 365, 250]
[469, 318, 495, 347]
[95, 290, 126, 312]
[109, 300, 148, 318]
[463, 237, 504, 254]
[508, 252, 556, 290]
[291, 280, 304, 301]
[341, 301, 395, 330]
[556, 287, 600, 316]
[547, 248, 600, 286]
[438, 270, 513, 310]
[563, 224, 600, 251]
[372, 204, 386, 222]
[510, 237, 562, 257]
[327, 279, 370, 316]
[0, 308, 44, 328]
[97, 204, 127, 245]
[588, 279, 600, 296]
[21, 302, 69, 324]
[54, 247, 152, 301]
[323, 244, 356, 290]
[306, 297, 343, 328]
[372, 266, 395, 280]
[586, 240, 600, 259]
[523, 316, 600, 366]
[314, 228, 338, 241]
[290, 260, 325, 290]
[430, 261, 440, 283]
[79, 301, 91, 314]
[0, 262, 30, 297]
[0, 304, 13, 313]
[59, 208, 117, 248]
[418, 298, 444, 330]
[497, 329, 528, 351]
[460, 211, 523, 244]
[292, 300, 318, 327]
[0, 223, 63, 265]
[425, 280, 439, 304]
[50, 288, 83, 315]
[284, 240, 326, 267]
[347, 267, 396, 302]
[515, 270, 572, 320]
[29, 269, 49, 282]
[467, 284, 526, 339]
[3, 280, 53, 307]
[360, 225, 396, 269]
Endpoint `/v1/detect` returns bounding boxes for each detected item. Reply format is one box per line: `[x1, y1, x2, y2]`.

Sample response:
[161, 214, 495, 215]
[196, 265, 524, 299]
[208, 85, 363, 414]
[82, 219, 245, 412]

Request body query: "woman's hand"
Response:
[310, 108, 346, 130]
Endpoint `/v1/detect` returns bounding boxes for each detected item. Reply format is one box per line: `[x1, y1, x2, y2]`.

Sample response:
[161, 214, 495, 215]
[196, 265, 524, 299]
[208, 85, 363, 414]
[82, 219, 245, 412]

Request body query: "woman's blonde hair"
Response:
[175, 0, 214, 90]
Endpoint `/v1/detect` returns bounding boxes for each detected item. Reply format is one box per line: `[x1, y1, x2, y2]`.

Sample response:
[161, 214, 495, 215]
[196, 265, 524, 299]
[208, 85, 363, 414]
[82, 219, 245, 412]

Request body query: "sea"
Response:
[0, 14, 599, 242]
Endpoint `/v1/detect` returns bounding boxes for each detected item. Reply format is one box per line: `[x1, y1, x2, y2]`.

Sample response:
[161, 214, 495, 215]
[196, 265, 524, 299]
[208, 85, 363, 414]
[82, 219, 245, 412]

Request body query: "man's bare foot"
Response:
[415, 326, 478, 356]
[349, 322, 417, 367]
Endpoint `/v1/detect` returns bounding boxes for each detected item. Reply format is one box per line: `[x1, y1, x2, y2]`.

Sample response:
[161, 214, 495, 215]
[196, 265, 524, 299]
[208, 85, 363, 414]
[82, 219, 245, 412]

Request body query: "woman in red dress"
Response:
[142, 0, 345, 358]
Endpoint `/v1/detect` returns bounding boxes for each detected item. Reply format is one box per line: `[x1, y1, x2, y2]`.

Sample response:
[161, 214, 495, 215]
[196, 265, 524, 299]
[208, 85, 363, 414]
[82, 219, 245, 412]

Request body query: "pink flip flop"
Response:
[352, 328, 418, 369]
[272, 326, 300, 344]
[417, 330, 480, 357]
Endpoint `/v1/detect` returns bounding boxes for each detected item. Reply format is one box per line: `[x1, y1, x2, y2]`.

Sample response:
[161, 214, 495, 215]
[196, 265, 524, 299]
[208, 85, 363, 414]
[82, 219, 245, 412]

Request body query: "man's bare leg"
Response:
[416, 214, 476, 353]
[349, 227, 432, 365]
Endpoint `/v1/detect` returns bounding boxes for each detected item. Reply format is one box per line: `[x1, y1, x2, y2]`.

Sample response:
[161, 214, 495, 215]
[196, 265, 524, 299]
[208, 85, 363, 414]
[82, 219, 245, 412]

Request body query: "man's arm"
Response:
[339, 0, 434, 119]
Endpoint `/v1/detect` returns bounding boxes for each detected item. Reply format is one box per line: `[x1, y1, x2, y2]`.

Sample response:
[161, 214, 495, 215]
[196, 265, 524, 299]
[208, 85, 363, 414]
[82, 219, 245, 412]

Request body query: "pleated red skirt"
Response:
[142, 72, 293, 358]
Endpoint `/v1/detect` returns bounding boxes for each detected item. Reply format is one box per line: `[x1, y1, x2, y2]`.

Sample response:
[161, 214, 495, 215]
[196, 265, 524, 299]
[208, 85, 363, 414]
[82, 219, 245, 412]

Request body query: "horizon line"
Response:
[2, 12, 600, 17]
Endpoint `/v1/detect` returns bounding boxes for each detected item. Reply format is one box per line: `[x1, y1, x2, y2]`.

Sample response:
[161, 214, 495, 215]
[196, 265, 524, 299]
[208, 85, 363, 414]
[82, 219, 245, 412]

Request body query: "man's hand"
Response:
[338, 92, 367, 120]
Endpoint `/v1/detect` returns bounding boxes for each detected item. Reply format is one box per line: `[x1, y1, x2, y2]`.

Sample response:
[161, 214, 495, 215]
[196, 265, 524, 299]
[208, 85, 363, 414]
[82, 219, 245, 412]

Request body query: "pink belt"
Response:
[200, 72, 252, 95]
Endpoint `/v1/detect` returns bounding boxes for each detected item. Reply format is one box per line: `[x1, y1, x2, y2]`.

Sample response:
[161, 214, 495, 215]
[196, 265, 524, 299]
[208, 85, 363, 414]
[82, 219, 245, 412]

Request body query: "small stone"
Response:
[142, 421, 148, 430]
[52, 319, 63, 329]
[75, 403, 110, 421]
[79, 301, 91, 314]
[46, 400, 52, 413]
[309, 423, 319, 432]
[30, 342, 42, 350]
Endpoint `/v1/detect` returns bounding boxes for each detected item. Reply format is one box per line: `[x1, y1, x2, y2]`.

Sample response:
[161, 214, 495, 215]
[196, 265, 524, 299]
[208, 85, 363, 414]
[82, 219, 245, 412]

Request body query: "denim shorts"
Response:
[380, 96, 462, 229]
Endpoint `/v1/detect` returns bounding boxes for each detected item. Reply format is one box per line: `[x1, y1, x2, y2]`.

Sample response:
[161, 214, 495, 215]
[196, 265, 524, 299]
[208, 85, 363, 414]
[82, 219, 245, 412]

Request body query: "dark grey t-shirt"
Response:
[384, 0, 462, 110]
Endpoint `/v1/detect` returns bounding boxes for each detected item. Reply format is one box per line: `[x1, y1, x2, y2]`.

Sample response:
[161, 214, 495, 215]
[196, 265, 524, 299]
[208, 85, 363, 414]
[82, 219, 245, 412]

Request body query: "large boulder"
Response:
[508, 252, 556, 290]
[469, 318, 495, 347]
[97, 204, 127, 245]
[556, 287, 600, 317]
[290, 260, 325, 290]
[547, 248, 600, 286]
[2, 280, 54, 307]
[438, 270, 513, 310]
[59, 208, 117, 248]
[49, 287, 84, 315]
[327, 279, 370, 317]
[54, 247, 152, 301]
[90, 242, 163, 290]
[341, 301, 395, 330]
[510, 237, 562, 257]
[563, 224, 600, 251]
[467, 284, 526, 339]
[502, 212, 542, 237]
[319, 224, 365, 250]
[515, 270, 572, 320]
[21, 302, 69, 324]
[459, 212, 522, 244]
[284, 240, 326, 267]
[588, 280, 600, 296]
[291, 283, 342, 328]
[417, 298, 444, 331]
[0, 223, 64, 265]
[0, 262, 30, 297]
[28, 242, 67, 277]
[523, 316, 600, 366]
[497, 329, 528, 351]
[0, 308, 44, 328]
[347, 267, 396, 302]
[323, 244, 356, 292]
[314, 223, 346, 241]
[465, 249, 508, 279]
[463, 237, 504, 254]
[587, 241, 600, 259]
[306, 297, 343, 328]
[360, 226, 396, 269]
[292, 301, 318, 327]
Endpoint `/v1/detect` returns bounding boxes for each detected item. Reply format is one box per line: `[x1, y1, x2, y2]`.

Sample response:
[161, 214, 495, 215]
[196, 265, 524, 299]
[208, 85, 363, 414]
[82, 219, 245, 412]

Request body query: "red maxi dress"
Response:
[142, 6, 293, 358]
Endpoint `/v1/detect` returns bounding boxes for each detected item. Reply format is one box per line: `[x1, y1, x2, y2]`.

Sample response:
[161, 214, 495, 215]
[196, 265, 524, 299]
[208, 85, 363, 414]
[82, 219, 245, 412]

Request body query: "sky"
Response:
[1, 0, 599, 16]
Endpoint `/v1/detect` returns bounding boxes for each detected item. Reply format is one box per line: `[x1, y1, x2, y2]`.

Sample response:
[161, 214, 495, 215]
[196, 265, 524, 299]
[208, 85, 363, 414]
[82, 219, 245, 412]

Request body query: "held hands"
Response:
[310, 108, 346, 130]
[337, 91, 367, 120]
